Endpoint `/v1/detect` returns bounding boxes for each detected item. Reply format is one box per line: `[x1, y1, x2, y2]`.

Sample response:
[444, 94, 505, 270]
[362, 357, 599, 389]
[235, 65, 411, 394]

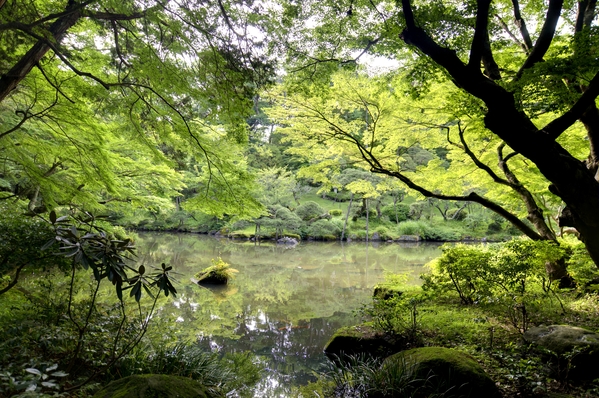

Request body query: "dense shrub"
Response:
[329, 208, 343, 217]
[422, 240, 569, 332]
[372, 226, 393, 240]
[381, 204, 410, 223]
[295, 201, 325, 222]
[464, 213, 486, 230]
[0, 204, 69, 294]
[398, 220, 425, 237]
[111, 343, 262, 397]
[307, 220, 341, 239]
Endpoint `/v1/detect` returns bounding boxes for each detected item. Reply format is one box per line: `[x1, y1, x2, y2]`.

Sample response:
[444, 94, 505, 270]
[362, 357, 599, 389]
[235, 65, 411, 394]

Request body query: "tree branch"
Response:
[510, 0, 533, 52]
[451, 123, 511, 186]
[495, 14, 530, 54]
[0, 1, 84, 103]
[575, 0, 597, 33]
[468, 0, 492, 70]
[295, 97, 544, 240]
[83, 11, 145, 21]
[515, 0, 563, 79]
[0, 262, 27, 296]
[497, 143, 556, 240]
[542, 70, 599, 139]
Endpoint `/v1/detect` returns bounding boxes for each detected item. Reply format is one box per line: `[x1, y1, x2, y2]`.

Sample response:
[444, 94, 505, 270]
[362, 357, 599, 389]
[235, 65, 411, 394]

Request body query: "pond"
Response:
[135, 233, 442, 397]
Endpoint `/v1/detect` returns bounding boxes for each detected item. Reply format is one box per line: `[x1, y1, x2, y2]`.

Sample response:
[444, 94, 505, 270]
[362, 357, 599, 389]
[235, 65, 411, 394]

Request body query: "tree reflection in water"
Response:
[136, 233, 441, 397]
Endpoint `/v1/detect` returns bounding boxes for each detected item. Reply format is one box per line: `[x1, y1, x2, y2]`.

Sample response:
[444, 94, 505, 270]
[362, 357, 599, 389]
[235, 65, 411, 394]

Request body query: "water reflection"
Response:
[136, 233, 441, 396]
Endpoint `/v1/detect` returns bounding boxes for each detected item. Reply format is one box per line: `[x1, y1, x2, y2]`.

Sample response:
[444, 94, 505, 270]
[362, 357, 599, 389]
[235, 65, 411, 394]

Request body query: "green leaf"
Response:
[25, 368, 41, 376]
[49, 211, 57, 224]
[41, 238, 56, 251]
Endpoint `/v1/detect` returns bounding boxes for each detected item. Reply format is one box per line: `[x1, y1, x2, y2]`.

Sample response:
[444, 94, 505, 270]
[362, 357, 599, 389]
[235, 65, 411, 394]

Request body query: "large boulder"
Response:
[383, 347, 501, 398]
[92, 374, 209, 398]
[523, 325, 599, 380]
[324, 324, 399, 361]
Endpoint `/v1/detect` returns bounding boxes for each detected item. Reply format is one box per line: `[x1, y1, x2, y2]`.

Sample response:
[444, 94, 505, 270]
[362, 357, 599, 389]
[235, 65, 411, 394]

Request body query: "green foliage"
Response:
[372, 226, 392, 241]
[381, 203, 410, 224]
[46, 210, 176, 301]
[447, 208, 467, 221]
[295, 201, 325, 222]
[328, 208, 343, 217]
[112, 343, 262, 398]
[0, 202, 69, 294]
[409, 202, 429, 221]
[422, 240, 568, 332]
[306, 220, 341, 239]
[398, 220, 426, 237]
[319, 353, 460, 398]
[564, 240, 599, 289]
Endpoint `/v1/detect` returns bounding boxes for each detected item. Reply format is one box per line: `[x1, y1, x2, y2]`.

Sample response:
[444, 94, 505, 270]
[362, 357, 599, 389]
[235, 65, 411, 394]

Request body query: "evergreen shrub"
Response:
[381, 204, 410, 223]
[295, 201, 325, 222]
[307, 220, 341, 239]
[329, 209, 343, 217]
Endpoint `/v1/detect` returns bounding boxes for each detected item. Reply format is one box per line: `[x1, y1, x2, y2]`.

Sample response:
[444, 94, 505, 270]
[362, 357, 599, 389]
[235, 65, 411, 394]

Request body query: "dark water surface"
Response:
[135, 233, 441, 397]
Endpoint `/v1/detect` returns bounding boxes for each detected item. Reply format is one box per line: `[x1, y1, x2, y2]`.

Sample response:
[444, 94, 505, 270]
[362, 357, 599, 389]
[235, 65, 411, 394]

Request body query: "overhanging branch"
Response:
[542, 70, 599, 139]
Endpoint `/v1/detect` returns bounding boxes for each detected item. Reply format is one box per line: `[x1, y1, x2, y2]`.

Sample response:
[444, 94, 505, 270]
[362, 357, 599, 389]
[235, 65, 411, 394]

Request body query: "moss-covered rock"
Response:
[324, 324, 398, 361]
[383, 347, 501, 398]
[92, 374, 209, 398]
[524, 325, 599, 354]
[524, 325, 599, 380]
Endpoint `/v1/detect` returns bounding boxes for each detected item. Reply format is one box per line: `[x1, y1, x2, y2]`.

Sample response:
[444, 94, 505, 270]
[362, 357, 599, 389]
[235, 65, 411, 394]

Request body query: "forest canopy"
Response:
[1, 0, 599, 268]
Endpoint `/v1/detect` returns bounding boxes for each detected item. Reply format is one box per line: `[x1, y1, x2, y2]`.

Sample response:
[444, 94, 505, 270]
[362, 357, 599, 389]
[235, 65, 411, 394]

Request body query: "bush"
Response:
[398, 220, 425, 237]
[307, 220, 341, 239]
[295, 201, 325, 222]
[464, 213, 486, 230]
[0, 203, 69, 294]
[422, 240, 569, 332]
[329, 209, 343, 217]
[373, 226, 393, 241]
[381, 203, 410, 223]
[195, 257, 238, 284]
[112, 343, 262, 397]
[420, 224, 462, 241]
[447, 208, 468, 221]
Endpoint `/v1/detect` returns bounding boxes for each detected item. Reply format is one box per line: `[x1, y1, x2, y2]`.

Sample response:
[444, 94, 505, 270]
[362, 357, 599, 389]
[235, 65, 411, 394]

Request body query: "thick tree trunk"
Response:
[0, 2, 83, 103]
[400, 8, 599, 268]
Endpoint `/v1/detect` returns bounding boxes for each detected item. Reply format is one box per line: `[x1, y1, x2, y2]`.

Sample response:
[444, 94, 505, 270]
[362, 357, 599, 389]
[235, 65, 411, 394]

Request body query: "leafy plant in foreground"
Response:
[39, 210, 178, 391]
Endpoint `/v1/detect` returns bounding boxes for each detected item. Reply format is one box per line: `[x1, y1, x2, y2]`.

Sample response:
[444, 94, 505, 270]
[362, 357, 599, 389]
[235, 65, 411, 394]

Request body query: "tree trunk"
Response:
[342, 193, 353, 241]
[400, 11, 599, 268]
[0, 2, 83, 103]
[365, 198, 369, 243]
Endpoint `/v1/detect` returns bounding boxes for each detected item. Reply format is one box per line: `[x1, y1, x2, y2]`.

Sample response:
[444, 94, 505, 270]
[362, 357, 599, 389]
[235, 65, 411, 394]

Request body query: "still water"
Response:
[135, 233, 442, 397]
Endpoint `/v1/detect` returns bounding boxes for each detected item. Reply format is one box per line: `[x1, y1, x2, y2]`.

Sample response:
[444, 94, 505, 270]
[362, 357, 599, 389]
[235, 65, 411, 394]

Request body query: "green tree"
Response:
[0, 0, 272, 216]
[267, 0, 599, 269]
[266, 69, 573, 277]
